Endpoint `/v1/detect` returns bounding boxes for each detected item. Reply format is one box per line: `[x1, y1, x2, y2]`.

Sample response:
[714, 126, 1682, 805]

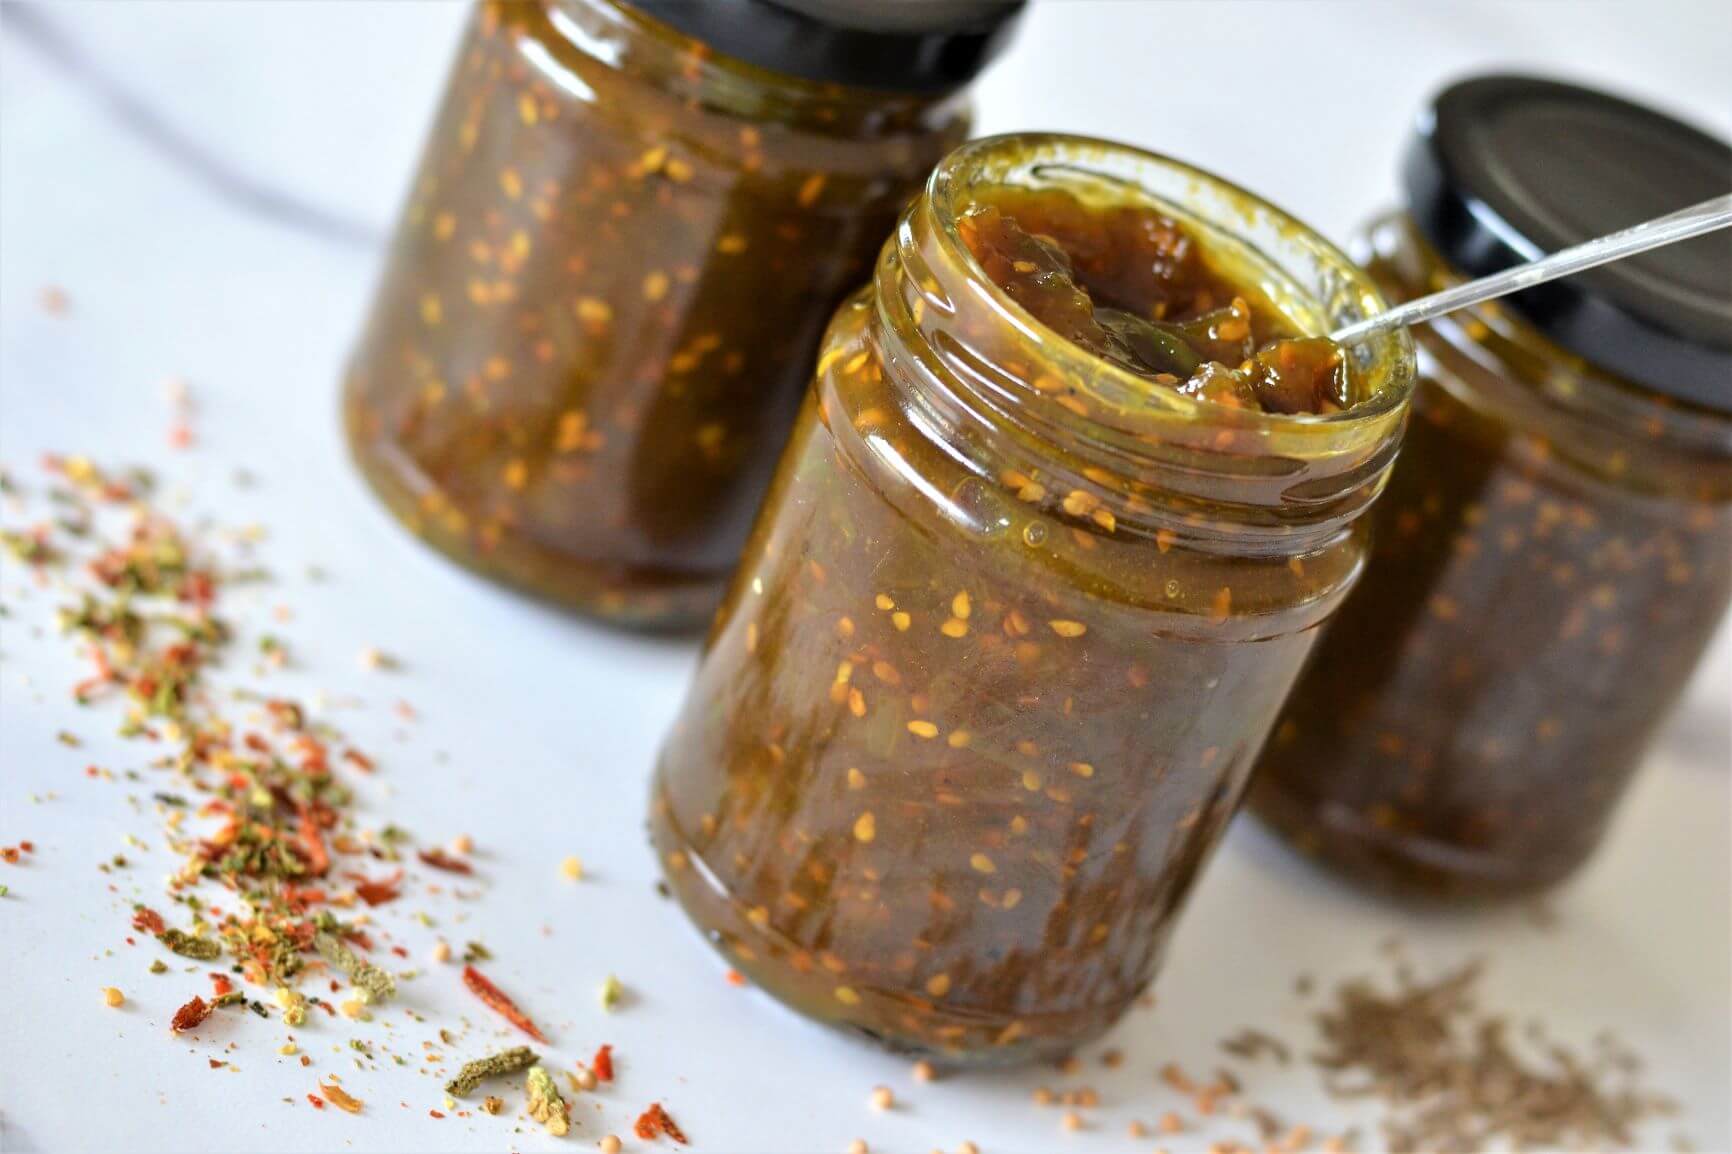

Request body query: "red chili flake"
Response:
[210, 974, 233, 997]
[429, 1110, 445, 1119]
[592, 1043, 614, 1083]
[634, 1102, 688, 1144]
[724, 969, 746, 987]
[295, 807, 330, 877]
[171, 995, 213, 1032]
[416, 848, 474, 876]
[349, 871, 403, 907]
[307, 1093, 326, 1110]
[462, 965, 547, 1042]
[18, 841, 33, 854]
[341, 749, 375, 773]
[209, 1059, 226, 1069]
[0, 847, 19, 864]
[131, 906, 167, 935]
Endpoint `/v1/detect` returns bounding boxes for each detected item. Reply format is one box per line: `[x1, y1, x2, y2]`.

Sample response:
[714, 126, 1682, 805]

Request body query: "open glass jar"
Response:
[649, 134, 1414, 1063]
[1250, 77, 1732, 899]
[343, 0, 1016, 628]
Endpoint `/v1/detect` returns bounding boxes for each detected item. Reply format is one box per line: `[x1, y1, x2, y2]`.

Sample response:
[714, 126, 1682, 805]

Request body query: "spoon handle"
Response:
[1332, 193, 1732, 345]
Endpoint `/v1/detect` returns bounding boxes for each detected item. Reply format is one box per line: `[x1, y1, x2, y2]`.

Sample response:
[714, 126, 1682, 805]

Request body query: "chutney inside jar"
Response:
[650, 135, 1412, 1064]
[341, 0, 998, 629]
[956, 187, 1353, 415]
[1247, 75, 1732, 900]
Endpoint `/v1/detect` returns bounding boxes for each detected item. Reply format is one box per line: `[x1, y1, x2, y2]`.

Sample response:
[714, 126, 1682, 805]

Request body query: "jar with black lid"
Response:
[650, 133, 1414, 1063]
[343, 0, 1020, 628]
[1251, 76, 1732, 899]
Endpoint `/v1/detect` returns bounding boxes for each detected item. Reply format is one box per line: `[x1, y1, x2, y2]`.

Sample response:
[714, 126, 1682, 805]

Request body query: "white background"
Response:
[1, 3, 1729, 1152]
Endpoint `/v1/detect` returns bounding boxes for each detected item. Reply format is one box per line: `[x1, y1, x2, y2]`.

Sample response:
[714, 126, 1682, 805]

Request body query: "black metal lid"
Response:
[1403, 74, 1732, 410]
[625, 0, 1023, 94]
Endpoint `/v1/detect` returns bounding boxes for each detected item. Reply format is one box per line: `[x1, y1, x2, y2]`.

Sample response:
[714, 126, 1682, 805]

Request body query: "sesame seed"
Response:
[1048, 619, 1087, 638]
[853, 812, 876, 843]
[560, 855, 584, 881]
[970, 853, 996, 874]
[103, 987, 125, 1008]
[912, 1059, 937, 1082]
[870, 1085, 894, 1110]
[907, 720, 939, 739]
[836, 986, 861, 1006]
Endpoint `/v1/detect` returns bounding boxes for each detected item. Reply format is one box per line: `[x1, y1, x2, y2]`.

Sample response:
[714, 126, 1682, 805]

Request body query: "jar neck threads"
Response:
[867, 134, 1415, 556]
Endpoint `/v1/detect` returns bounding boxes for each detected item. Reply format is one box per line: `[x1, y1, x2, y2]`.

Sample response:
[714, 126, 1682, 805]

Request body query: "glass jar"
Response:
[343, 0, 1016, 628]
[1250, 77, 1732, 899]
[649, 134, 1414, 1063]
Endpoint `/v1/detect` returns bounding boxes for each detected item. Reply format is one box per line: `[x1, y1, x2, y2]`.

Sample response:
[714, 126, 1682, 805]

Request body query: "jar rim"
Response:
[918, 133, 1415, 445]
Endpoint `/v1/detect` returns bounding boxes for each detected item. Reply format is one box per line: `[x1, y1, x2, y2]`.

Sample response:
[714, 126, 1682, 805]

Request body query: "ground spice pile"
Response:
[1310, 957, 1678, 1153]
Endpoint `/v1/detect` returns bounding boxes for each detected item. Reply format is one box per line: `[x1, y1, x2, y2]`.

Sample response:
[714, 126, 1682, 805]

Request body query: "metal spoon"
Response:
[1330, 193, 1732, 345]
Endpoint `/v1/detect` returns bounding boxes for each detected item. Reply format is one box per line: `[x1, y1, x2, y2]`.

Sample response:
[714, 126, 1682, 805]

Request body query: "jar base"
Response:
[648, 778, 1130, 1067]
[1246, 779, 1587, 904]
[343, 418, 722, 633]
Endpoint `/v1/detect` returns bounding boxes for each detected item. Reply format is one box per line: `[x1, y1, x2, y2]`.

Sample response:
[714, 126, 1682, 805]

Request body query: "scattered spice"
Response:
[417, 848, 473, 875]
[446, 1046, 539, 1097]
[592, 1043, 614, 1083]
[527, 1065, 571, 1137]
[315, 931, 396, 1005]
[634, 1102, 688, 1144]
[103, 987, 125, 1008]
[1311, 959, 1677, 1152]
[157, 928, 221, 962]
[170, 995, 213, 1033]
[600, 974, 624, 1012]
[318, 1081, 364, 1114]
[462, 964, 548, 1042]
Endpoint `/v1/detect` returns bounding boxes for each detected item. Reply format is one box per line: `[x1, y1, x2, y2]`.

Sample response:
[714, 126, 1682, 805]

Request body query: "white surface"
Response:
[2, 3, 1729, 1152]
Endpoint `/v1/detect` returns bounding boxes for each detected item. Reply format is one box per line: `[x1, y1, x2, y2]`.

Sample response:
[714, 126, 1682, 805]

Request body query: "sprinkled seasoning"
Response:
[1, 453, 652, 1137]
[1310, 956, 1679, 1152]
[315, 932, 397, 1005]
[527, 1065, 571, 1137]
[634, 1102, 689, 1144]
[649, 136, 1412, 1063]
[342, 0, 968, 628]
[462, 965, 548, 1042]
[318, 1081, 364, 1115]
[446, 1046, 539, 1097]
